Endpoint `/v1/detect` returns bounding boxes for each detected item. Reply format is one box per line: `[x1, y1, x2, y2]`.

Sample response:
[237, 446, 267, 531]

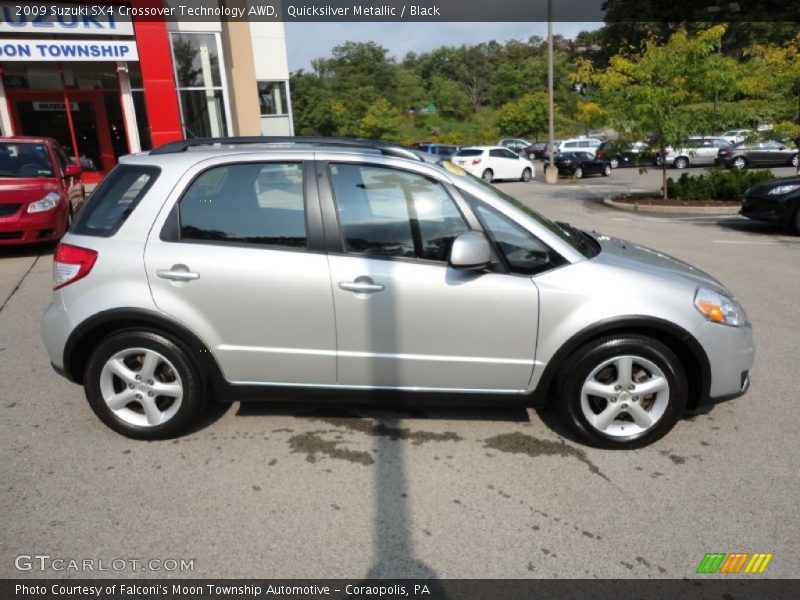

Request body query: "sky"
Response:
[284, 22, 603, 72]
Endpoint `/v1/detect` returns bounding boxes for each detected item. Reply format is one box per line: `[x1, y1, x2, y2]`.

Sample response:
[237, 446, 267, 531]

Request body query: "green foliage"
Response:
[495, 92, 548, 138]
[357, 99, 402, 140]
[666, 168, 775, 201]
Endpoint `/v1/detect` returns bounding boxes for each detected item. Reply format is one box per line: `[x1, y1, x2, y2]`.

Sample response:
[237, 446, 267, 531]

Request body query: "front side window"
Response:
[471, 201, 563, 276]
[179, 163, 306, 248]
[329, 164, 469, 262]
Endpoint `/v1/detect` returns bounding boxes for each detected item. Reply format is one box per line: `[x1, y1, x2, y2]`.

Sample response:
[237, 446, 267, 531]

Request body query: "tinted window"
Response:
[454, 149, 483, 158]
[72, 165, 159, 237]
[329, 164, 468, 262]
[179, 162, 306, 247]
[564, 142, 578, 148]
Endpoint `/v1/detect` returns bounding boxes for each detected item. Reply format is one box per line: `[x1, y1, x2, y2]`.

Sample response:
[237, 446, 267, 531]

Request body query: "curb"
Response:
[602, 196, 742, 215]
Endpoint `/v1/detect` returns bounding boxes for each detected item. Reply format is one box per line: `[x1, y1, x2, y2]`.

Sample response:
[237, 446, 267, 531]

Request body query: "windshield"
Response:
[442, 160, 593, 257]
[0, 142, 55, 178]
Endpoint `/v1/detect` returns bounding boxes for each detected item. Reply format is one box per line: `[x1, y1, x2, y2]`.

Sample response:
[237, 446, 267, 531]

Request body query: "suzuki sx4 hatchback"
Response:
[41, 138, 754, 448]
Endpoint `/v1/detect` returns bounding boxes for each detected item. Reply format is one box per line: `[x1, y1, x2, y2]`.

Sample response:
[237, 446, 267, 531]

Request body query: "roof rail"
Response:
[150, 136, 423, 161]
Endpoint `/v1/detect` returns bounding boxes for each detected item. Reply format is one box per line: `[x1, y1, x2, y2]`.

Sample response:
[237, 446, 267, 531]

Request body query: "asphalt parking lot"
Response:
[1, 168, 798, 579]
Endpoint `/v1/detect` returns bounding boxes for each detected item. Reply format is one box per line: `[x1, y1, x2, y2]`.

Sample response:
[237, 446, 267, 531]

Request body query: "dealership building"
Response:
[0, 1, 294, 182]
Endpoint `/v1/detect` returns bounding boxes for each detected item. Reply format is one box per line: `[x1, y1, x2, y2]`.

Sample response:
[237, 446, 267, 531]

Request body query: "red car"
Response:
[0, 136, 85, 245]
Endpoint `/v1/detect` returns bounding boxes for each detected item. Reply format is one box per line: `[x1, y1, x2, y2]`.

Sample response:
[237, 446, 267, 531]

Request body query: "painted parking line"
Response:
[712, 239, 800, 245]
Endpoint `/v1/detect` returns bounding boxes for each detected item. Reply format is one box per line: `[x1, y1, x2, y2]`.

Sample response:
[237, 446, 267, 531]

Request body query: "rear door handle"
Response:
[157, 265, 200, 282]
[339, 280, 384, 293]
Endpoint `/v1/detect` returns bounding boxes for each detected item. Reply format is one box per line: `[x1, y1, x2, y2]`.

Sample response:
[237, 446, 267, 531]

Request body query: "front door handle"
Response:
[157, 265, 200, 282]
[339, 280, 384, 293]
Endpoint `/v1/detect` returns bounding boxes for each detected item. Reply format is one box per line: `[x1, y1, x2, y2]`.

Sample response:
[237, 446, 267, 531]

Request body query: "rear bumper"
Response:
[0, 207, 66, 245]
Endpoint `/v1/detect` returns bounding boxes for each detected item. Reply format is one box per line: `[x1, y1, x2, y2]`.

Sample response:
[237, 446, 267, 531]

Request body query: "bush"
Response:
[666, 167, 774, 201]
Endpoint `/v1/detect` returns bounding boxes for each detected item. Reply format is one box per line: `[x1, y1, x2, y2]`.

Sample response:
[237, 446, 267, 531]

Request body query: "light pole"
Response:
[545, 0, 558, 183]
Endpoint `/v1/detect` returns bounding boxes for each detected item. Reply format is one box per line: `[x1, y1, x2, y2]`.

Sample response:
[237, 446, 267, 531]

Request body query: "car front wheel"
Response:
[791, 155, 798, 168]
[556, 335, 687, 449]
[674, 157, 689, 169]
[84, 330, 207, 439]
[481, 169, 494, 183]
[732, 157, 747, 170]
[520, 167, 532, 182]
[602, 165, 612, 177]
[574, 167, 583, 179]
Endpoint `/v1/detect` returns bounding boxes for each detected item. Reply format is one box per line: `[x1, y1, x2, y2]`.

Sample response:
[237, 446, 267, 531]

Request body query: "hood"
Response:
[0, 179, 61, 205]
[745, 176, 800, 199]
[590, 233, 728, 293]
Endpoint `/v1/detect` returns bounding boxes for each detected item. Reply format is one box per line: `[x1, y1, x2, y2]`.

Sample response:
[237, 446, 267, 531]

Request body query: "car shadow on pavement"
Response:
[0, 241, 54, 259]
[716, 218, 790, 236]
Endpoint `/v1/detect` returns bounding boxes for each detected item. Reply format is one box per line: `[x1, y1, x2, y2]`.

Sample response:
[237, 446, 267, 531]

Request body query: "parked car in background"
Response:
[546, 151, 612, 178]
[658, 137, 732, 169]
[451, 146, 534, 182]
[498, 139, 532, 154]
[41, 136, 754, 448]
[596, 141, 656, 169]
[720, 129, 751, 145]
[525, 142, 548, 160]
[740, 176, 800, 233]
[542, 140, 563, 160]
[0, 136, 85, 245]
[412, 143, 460, 161]
[559, 138, 603, 156]
[716, 140, 799, 170]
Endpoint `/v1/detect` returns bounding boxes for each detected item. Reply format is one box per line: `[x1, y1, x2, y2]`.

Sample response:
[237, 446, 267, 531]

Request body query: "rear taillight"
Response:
[471, 158, 482, 165]
[597, 150, 605, 158]
[53, 243, 97, 290]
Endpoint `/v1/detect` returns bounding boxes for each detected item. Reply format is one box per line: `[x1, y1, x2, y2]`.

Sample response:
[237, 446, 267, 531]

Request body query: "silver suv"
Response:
[41, 137, 754, 448]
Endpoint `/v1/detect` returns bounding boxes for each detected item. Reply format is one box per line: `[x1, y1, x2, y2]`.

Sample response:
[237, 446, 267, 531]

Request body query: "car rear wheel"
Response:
[520, 167, 532, 182]
[674, 157, 689, 169]
[556, 335, 687, 449]
[791, 155, 798, 168]
[574, 167, 583, 179]
[84, 330, 207, 439]
[481, 169, 494, 183]
[732, 157, 747, 170]
[602, 165, 612, 177]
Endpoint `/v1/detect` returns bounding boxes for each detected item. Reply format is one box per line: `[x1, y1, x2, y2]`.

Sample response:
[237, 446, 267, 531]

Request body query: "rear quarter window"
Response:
[71, 165, 160, 237]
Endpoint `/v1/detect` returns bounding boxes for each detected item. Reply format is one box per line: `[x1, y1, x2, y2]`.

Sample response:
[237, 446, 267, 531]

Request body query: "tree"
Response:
[495, 92, 549, 139]
[357, 98, 402, 140]
[430, 75, 471, 119]
[588, 26, 737, 199]
[574, 101, 608, 136]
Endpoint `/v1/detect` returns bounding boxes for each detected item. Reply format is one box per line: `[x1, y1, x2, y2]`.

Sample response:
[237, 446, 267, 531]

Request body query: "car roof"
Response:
[458, 146, 504, 151]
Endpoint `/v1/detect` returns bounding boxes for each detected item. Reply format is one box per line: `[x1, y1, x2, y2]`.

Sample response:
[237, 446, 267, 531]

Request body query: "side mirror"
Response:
[449, 231, 492, 270]
[64, 164, 82, 177]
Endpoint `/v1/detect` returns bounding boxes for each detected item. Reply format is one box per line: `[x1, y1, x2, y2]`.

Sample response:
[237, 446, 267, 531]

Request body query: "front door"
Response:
[324, 161, 539, 392]
[144, 159, 337, 385]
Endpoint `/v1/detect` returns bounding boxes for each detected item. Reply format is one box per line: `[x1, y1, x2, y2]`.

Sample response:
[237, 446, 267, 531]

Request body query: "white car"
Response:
[558, 137, 603, 156]
[451, 146, 534, 183]
[720, 129, 751, 145]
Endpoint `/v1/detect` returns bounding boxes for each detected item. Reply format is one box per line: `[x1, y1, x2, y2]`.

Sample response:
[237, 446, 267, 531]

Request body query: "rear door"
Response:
[144, 158, 337, 386]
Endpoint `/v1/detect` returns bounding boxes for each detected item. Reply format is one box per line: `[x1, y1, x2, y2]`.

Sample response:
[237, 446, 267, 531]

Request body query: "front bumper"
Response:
[740, 196, 794, 226]
[0, 206, 66, 245]
[699, 320, 755, 403]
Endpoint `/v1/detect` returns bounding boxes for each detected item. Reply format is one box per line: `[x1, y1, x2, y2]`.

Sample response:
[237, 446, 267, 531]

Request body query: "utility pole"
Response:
[545, 0, 558, 183]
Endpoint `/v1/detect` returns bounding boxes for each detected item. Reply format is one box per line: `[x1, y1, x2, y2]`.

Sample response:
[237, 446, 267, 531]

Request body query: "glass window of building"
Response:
[170, 33, 229, 138]
[257, 81, 289, 116]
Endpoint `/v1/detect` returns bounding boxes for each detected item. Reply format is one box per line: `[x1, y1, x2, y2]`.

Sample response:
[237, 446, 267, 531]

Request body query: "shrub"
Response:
[666, 167, 774, 201]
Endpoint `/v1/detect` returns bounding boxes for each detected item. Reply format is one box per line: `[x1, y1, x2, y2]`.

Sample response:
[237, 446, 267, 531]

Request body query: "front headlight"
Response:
[694, 287, 746, 327]
[27, 192, 60, 213]
[766, 184, 800, 196]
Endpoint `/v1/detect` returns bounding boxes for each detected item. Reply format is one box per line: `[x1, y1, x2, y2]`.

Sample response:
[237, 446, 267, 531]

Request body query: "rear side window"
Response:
[71, 165, 159, 237]
[178, 162, 306, 248]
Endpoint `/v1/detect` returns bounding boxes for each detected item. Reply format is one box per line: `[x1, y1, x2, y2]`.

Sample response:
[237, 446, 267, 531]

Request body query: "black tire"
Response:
[574, 167, 583, 179]
[602, 165, 612, 177]
[609, 158, 619, 169]
[674, 157, 689, 169]
[556, 335, 688, 449]
[481, 169, 494, 183]
[520, 167, 532, 182]
[792, 206, 800, 236]
[83, 330, 208, 440]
